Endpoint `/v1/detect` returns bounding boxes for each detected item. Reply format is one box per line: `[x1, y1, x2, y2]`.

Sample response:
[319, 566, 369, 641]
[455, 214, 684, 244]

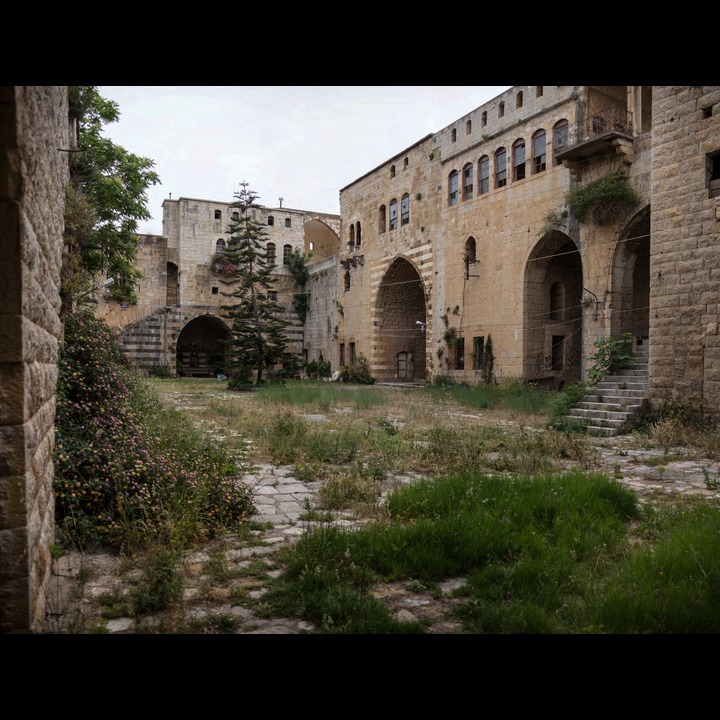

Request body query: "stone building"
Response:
[0, 86, 70, 633]
[102, 86, 720, 418]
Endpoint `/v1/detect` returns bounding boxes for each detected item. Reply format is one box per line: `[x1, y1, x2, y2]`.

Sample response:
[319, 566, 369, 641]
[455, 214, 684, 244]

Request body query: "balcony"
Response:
[555, 106, 634, 179]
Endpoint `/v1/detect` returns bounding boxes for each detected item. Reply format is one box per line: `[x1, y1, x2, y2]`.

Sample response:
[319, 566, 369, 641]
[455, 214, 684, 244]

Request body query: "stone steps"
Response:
[566, 346, 649, 437]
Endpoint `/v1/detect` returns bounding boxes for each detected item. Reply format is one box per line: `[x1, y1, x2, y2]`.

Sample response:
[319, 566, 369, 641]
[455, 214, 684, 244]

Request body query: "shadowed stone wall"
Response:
[0, 86, 69, 633]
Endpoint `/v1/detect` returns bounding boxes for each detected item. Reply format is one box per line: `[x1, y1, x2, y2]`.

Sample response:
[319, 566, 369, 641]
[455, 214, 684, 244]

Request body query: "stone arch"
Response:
[176, 314, 231, 377]
[303, 218, 340, 260]
[374, 256, 426, 382]
[524, 231, 583, 386]
[609, 204, 650, 347]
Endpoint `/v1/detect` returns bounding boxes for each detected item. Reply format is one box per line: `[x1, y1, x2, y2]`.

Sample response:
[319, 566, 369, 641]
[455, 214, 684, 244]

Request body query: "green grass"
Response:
[258, 471, 720, 634]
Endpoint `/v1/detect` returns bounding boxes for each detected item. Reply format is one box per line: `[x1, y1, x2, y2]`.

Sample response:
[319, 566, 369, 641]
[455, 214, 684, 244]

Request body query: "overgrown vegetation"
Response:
[286, 247, 310, 323]
[566, 169, 642, 225]
[53, 311, 255, 553]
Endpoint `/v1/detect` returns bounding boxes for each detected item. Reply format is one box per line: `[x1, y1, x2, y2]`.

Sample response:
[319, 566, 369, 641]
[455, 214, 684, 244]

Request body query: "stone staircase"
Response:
[567, 344, 649, 437]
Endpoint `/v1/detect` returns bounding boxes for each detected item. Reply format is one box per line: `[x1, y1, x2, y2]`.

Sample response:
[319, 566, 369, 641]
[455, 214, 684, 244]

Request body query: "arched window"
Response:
[266, 242, 276, 265]
[536, 86, 543, 98]
[283, 244, 292, 265]
[215, 238, 226, 254]
[516, 91, 523, 109]
[478, 156, 490, 195]
[389, 199, 398, 230]
[465, 237, 476, 264]
[267, 215, 274, 226]
[462, 162, 474, 201]
[451, 128, 457, 142]
[214, 210, 221, 219]
[379, 205, 386, 233]
[232, 211, 240, 221]
[285, 218, 291, 228]
[532, 130, 547, 174]
[356, 221, 362, 246]
[512, 139, 526, 181]
[344, 271, 351, 291]
[466, 119, 472, 135]
[498, 101, 505, 118]
[494, 148, 507, 189]
[401, 194, 410, 225]
[448, 170, 459, 206]
[390, 164, 396, 178]
[349, 224, 355, 248]
[403, 157, 409, 168]
[553, 120, 569, 164]
[481, 111, 487, 127]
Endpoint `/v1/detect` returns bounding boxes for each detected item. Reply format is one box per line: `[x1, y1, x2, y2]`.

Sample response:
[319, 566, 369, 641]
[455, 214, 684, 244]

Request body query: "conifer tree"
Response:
[220, 183, 291, 386]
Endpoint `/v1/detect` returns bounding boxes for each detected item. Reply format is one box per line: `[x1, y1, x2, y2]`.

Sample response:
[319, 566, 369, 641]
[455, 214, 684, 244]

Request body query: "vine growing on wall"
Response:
[286, 248, 310, 323]
[566, 169, 641, 225]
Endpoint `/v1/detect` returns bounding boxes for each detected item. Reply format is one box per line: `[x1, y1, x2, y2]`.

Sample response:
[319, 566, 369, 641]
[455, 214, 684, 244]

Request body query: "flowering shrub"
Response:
[54, 311, 255, 551]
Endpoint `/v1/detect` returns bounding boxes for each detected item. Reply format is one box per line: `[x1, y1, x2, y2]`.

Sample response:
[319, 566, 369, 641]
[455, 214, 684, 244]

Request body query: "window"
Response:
[283, 244, 292, 265]
[512, 139, 526, 182]
[389, 199, 398, 230]
[215, 238, 226, 254]
[285, 218, 291, 228]
[339, 343, 345, 366]
[356, 221, 361, 247]
[516, 91, 523, 109]
[536, 86, 543, 98]
[401, 194, 410, 225]
[553, 120, 569, 165]
[344, 271, 351, 291]
[708, 152, 720, 198]
[379, 205, 386, 233]
[498, 101, 505, 118]
[266, 242, 276, 265]
[473, 337, 485, 371]
[481, 111, 487, 127]
[454, 337, 465, 370]
[214, 210, 221, 219]
[462, 163, 474, 201]
[403, 157, 409, 168]
[465, 237, 476, 264]
[232, 211, 240, 221]
[466, 119, 472, 135]
[268, 290, 278, 302]
[349, 224, 355, 249]
[390, 165, 396, 178]
[532, 130, 547, 174]
[211, 286, 219, 295]
[552, 336, 564, 371]
[451, 128, 457, 142]
[478, 156, 490, 195]
[349, 342, 356, 363]
[494, 148, 507, 189]
[448, 171, 459, 206]
[268, 215, 274, 226]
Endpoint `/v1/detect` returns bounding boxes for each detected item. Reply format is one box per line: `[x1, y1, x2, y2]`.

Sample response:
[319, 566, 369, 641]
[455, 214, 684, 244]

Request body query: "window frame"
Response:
[462, 162, 474, 201]
[448, 170, 459, 206]
[512, 138, 526, 182]
[494, 148, 507, 189]
[532, 129, 547, 174]
[478, 156, 490, 195]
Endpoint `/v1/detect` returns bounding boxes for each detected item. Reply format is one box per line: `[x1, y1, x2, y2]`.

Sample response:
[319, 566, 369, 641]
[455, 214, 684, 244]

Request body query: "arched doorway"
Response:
[176, 315, 230, 377]
[610, 205, 650, 348]
[375, 257, 426, 382]
[524, 232, 583, 387]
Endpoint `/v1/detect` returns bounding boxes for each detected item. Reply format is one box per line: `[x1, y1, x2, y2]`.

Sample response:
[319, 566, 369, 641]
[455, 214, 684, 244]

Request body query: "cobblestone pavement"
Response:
[46, 434, 720, 635]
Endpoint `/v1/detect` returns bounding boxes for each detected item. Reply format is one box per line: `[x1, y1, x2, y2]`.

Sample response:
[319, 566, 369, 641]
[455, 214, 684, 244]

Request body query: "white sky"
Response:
[99, 86, 513, 236]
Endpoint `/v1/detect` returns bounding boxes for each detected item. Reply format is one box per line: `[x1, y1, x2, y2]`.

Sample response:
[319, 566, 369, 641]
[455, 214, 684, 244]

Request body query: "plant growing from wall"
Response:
[286, 247, 310, 323]
[219, 182, 292, 386]
[566, 169, 641, 225]
[482, 334, 495, 384]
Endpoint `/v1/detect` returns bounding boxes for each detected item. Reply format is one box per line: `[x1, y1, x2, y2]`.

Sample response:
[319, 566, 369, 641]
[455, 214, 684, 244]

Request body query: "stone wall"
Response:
[649, 86, 720, 415]
[0, 86, 69, 633]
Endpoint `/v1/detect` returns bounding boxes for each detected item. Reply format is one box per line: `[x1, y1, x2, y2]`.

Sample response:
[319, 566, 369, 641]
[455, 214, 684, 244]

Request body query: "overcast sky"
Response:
[98, 86, 513, 236]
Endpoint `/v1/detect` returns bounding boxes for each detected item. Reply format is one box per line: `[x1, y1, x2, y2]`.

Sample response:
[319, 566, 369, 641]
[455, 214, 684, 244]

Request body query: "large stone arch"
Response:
[609, 205, 650, 346]
[175, 314, 231, 377]
[374, 256, 427, 382]
[303, 218, 340, 260]
[523, 231, 583, 387]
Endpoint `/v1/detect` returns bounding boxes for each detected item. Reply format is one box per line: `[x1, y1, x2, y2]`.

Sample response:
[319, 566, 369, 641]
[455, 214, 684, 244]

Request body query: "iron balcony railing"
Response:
[555, 106, 634, 154]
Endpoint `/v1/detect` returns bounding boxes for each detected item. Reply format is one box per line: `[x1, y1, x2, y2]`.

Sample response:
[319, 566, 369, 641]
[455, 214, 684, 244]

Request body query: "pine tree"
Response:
[220, 183, 291, 386]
